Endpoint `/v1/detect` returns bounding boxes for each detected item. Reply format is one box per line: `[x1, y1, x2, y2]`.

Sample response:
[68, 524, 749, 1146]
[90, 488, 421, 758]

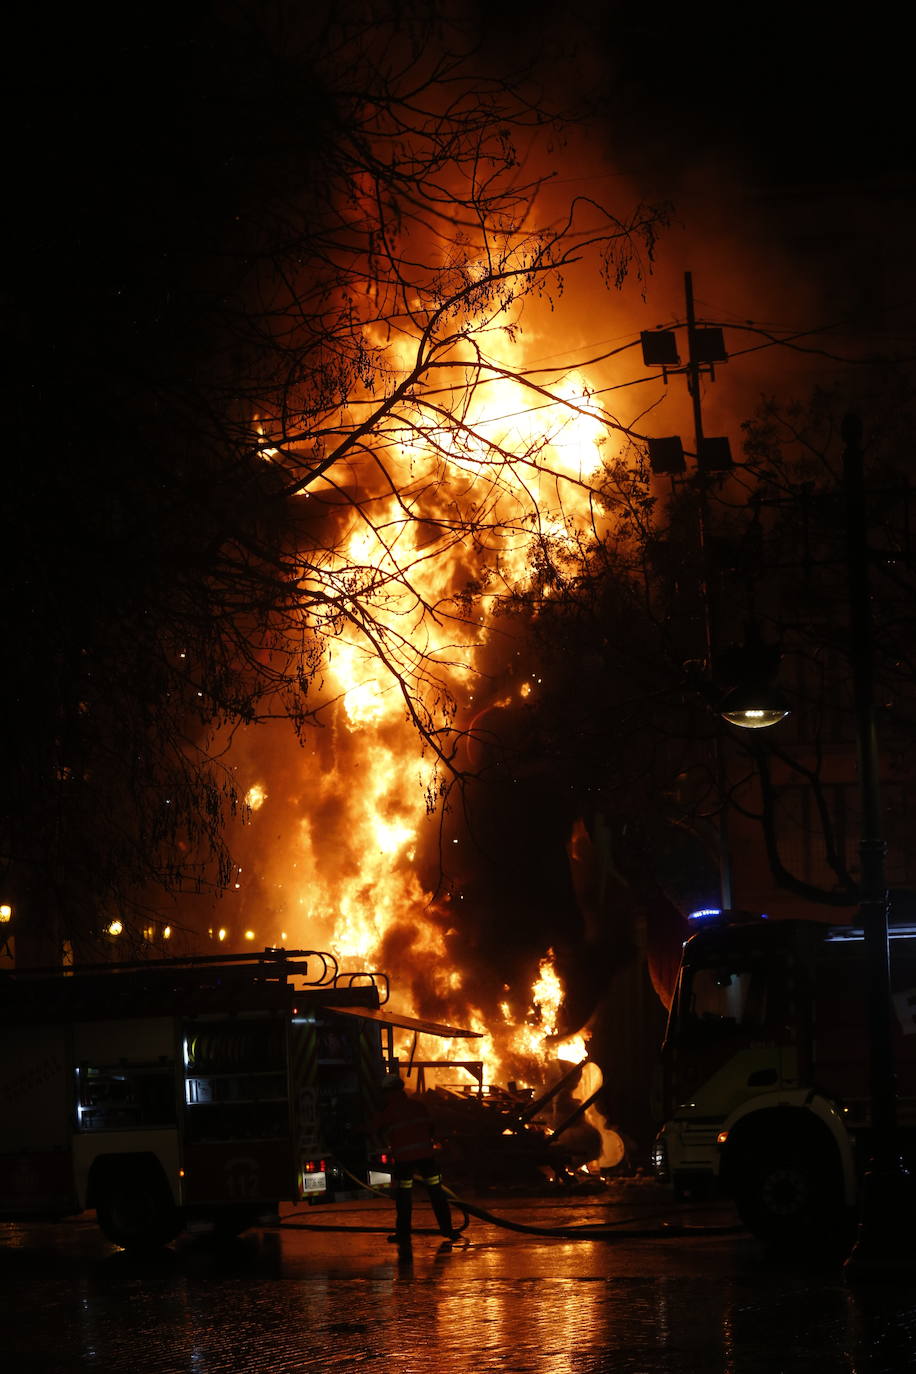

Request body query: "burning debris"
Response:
[346, 985, 628, 1188]
[414, 1056, 628, 1193]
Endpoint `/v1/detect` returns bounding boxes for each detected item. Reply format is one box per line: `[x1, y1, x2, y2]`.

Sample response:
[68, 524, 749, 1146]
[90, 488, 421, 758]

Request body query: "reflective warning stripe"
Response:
[289, 1023, 320, 1154]
[357, 1025, 378, 1105]
[289, 1023, 317, 1093]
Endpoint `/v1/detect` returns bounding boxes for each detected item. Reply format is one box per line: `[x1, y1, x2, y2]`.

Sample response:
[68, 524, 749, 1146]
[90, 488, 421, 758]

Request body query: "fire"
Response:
[574, 1061, 626, 1170]
[556, 1035, 588, 1064]
[372, 817, 415, 858]
[227, 353, 613, 1089]
[499, 953, 589, 1080]
[217, 117, 645, 1103]
[530, 952, 563, 1034]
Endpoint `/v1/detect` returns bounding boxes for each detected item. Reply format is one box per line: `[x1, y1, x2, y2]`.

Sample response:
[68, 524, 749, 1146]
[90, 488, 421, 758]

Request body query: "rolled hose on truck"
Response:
[274, 1165, 743, 1241]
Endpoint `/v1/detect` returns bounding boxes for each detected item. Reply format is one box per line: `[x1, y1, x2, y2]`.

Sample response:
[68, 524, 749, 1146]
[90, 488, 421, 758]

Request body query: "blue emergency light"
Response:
[687, 908, 768, 925]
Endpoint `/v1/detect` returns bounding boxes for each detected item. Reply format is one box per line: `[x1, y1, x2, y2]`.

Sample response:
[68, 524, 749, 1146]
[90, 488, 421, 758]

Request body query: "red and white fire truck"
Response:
[0, 947, 468, 1249]
[653, 911, 916, 1246]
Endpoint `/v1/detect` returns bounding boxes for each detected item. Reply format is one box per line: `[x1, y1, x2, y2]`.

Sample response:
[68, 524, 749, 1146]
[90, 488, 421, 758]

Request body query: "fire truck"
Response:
[653, 911, 916, 1246]
[0, 947, 470, 1249]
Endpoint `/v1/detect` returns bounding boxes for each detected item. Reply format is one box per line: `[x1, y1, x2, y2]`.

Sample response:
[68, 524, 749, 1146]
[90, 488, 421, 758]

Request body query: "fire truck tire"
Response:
[95, 1161, 182, 1251]
[729, 1127, 845, 1251]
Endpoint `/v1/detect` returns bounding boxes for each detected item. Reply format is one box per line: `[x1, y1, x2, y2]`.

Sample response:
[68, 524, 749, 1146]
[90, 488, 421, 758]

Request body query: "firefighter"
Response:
[374, 1073, 459, 1248]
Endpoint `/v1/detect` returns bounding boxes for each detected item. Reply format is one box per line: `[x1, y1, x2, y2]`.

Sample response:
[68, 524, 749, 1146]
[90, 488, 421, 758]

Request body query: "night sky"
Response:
[10, 5, 913, 416]
[605, 8, 914, 187]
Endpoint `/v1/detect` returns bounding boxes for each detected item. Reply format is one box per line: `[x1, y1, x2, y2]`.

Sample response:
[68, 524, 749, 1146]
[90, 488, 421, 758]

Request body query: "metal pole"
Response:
[842, 413, 914, 1280]
[546, 1087, 604, 1143]
[844, 414, 894, 1151]
[684, 272, 705, 461]
[685, 271, 733, 910]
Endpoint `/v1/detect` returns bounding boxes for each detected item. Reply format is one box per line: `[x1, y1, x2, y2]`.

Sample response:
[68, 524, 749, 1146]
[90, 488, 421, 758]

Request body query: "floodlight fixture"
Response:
[641, 329, 680, 367]
[647, 436, 686, 474]
[697, 436, 733, 472]
[692, 327, 728, 365]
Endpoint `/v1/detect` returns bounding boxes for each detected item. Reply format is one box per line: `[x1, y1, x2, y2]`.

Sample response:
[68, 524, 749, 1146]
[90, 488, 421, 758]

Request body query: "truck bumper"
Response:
[654, 1117, 723, 1196]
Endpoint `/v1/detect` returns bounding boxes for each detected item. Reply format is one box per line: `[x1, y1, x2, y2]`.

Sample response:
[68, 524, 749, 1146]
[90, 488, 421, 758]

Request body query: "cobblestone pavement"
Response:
[2, 1190, 916, 1373]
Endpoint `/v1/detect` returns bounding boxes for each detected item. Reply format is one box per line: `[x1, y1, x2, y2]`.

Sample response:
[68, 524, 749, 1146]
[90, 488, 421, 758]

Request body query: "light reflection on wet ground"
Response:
[2, 1194, 916, 1373]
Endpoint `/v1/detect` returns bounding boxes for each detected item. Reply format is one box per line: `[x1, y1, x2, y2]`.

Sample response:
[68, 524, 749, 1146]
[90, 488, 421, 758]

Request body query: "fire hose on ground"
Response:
[274, 1165, 744, 1242]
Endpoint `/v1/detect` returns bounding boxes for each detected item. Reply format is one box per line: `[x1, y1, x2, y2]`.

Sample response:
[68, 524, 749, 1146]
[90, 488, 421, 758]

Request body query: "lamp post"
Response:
[839, 415, 915, 1281]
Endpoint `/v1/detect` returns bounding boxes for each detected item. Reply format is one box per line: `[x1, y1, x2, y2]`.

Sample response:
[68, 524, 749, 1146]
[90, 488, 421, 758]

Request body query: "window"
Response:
[682, 964, 768, 1032]
[75, 1063, 177, 1132]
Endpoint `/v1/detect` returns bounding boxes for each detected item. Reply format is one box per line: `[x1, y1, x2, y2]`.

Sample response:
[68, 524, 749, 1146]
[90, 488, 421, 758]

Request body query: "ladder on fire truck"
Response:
[0, 947, 390, 1019]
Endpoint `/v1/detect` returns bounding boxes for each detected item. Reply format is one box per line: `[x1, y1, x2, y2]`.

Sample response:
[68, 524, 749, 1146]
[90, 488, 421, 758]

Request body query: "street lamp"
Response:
[719, 686, 791, 729]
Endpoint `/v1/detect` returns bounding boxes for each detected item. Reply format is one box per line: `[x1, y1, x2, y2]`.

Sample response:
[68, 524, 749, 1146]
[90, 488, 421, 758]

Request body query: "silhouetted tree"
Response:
[3, 2, 666, 958]
[476, 375, 916, 920]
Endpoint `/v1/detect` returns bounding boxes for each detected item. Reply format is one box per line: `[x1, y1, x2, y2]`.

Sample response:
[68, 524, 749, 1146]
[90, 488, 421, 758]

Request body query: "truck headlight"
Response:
[652, 1136, 668, 1180]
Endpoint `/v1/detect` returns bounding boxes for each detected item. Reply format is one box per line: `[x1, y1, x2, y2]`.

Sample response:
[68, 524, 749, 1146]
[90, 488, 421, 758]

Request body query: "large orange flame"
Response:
[216, 121, 655, 1095]
[252, 368, 619, 1084]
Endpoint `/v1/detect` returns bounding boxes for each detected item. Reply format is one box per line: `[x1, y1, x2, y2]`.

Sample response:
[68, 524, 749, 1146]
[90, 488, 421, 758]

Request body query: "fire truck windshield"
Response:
[679, 962, 768, 1033]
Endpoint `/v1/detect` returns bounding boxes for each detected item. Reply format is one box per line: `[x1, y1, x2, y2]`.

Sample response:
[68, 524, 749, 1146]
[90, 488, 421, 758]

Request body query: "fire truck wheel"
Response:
[96, 1162, 182, 1251]
[731, 1136, 844, 1251]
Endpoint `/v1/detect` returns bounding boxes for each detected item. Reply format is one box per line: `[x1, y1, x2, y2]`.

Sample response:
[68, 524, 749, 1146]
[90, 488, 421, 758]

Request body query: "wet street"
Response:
[2, 1189, 916, 1373]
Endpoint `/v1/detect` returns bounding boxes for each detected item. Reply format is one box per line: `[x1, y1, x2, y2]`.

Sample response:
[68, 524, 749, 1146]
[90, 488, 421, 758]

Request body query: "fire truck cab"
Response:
[0, 949, 405, 1248]
[653, 912, 916, 1247]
